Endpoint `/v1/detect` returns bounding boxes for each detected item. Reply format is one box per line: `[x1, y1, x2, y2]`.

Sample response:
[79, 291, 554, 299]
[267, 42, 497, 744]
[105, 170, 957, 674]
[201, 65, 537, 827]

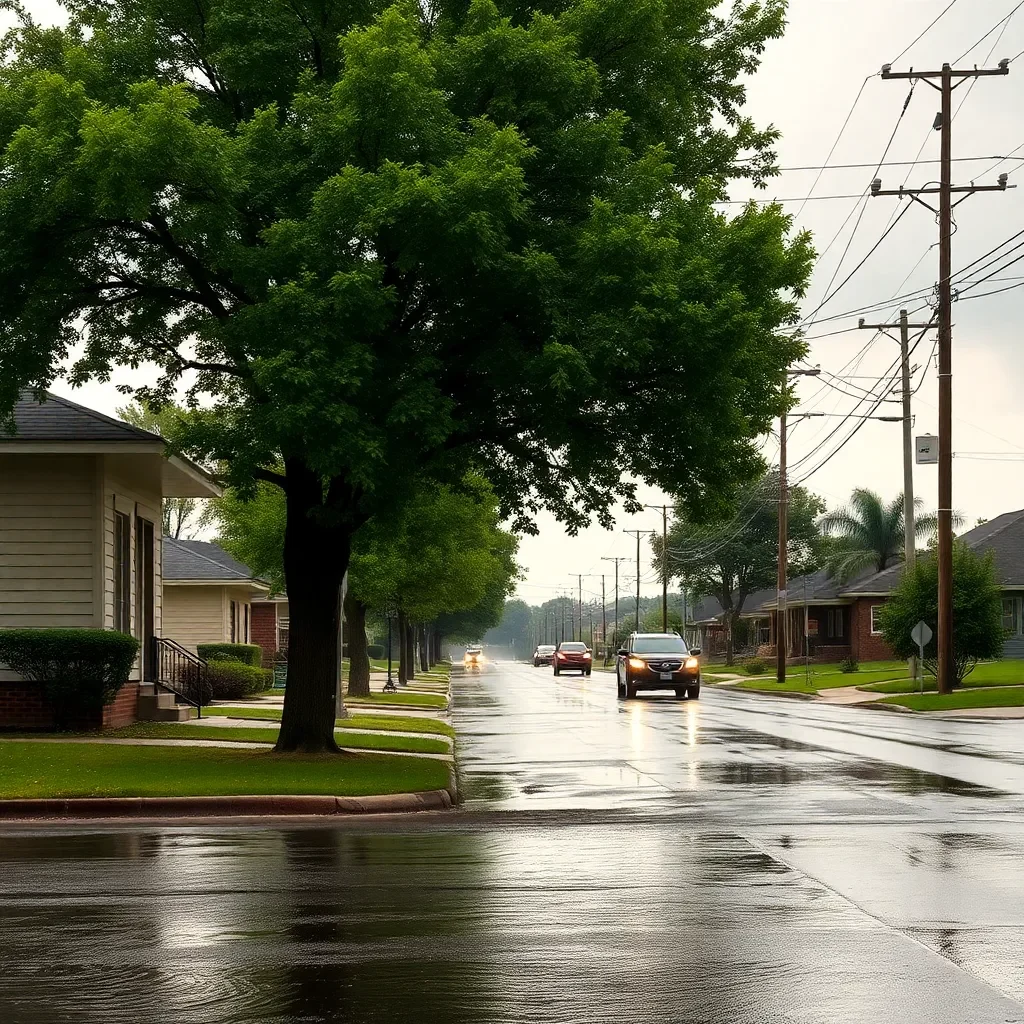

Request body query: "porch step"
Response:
[137, 684, 197, 722]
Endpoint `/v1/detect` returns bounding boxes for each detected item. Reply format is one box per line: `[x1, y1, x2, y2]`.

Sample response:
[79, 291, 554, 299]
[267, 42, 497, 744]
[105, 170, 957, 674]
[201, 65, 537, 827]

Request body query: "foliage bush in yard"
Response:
[197, 643, 263, 668]
[0, 629, 139, 729]
[878, 542, 1006, 688]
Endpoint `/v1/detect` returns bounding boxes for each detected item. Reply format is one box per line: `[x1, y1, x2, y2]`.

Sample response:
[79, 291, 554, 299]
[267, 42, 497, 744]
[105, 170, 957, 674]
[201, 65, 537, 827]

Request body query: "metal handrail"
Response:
[150, 637, 207, 718]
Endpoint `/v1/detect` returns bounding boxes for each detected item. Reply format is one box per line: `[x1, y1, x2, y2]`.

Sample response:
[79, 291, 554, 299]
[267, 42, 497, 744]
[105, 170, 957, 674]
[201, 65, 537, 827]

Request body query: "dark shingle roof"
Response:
[163, 539, 259, 583]
[0, 391, 162, 443]
[842, 508, 1024, 595]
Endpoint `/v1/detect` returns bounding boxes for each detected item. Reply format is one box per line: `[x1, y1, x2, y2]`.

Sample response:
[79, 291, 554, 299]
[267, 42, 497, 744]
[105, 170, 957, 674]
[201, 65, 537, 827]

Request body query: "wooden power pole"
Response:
[874, 59, 1010, 693]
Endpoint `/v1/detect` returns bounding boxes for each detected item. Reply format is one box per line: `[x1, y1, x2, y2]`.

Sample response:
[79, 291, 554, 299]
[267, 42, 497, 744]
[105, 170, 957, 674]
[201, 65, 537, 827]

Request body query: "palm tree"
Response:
[820, 489, 958, 582]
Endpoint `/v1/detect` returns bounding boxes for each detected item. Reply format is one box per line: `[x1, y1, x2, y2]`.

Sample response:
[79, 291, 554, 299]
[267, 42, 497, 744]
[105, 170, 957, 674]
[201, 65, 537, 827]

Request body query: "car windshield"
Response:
[632, 637, 688, 654]
[560, 643, 587, 652]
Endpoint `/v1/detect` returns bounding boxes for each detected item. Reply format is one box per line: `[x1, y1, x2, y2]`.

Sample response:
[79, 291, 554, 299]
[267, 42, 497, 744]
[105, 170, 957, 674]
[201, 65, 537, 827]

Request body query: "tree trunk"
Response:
[406, 621, 416, 681]
[397, 610, 409, 685]
[344, 589, 371, 698]
[418, 624, 429, 672]
[276, 467, 352, 753]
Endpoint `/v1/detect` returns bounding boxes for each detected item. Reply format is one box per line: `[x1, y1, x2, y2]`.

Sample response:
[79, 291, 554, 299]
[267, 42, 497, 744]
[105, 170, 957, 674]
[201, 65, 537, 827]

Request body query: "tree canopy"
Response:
[0, 0, 812, 749]
[656, 472, 824, 662]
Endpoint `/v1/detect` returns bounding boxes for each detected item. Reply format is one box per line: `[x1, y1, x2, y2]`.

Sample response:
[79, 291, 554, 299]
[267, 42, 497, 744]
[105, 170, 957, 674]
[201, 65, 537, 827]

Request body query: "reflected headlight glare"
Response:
[628, 657, 646, 670]
[685, 657, 699, 670]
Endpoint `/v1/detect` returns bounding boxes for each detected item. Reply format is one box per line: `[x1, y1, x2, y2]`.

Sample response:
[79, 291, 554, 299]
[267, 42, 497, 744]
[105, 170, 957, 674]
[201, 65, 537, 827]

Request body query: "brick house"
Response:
[0, 391, 220, 729]
[754, 508, 1024, 663]
[757, 568, 894, 664]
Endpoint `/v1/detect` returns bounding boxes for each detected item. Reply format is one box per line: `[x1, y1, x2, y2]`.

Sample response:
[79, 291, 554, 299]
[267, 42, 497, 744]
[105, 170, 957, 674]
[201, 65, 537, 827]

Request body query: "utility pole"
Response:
[623, 531, 655, 634]
[601, 575, 607, 660]
[661, 505, 669, 632]
[777, 368, 822, 686]
[874, 59, 1011, 693]
[602, 557, 629, 652]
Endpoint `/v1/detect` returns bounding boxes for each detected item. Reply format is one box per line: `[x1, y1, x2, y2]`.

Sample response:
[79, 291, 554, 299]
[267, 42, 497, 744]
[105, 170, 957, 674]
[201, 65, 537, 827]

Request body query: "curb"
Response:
[0, 789, 453, 821]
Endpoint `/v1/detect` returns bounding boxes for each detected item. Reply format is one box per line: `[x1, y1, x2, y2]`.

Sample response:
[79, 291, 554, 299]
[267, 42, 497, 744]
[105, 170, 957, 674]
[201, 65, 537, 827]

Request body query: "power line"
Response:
[891, 0, 962, 65]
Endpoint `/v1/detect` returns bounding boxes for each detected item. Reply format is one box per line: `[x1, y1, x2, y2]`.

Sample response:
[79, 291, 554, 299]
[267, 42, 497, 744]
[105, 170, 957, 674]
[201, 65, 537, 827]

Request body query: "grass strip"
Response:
[102, 722, 449, 753]
[0, 741, 450, 799]
[206, 706, 455, 737]
[880, 686, 1024, 712]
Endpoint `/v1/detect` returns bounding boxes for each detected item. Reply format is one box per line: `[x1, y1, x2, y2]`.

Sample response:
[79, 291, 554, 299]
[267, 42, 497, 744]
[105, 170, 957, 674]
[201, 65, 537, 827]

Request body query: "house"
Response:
[252, 595, 289, 667]
[756, 508, 1024, 663]
[686, 588, 776, 657]
[162, 539, 270, 654]
[0, 391, 220, 728]
[757, 567, 889, 664]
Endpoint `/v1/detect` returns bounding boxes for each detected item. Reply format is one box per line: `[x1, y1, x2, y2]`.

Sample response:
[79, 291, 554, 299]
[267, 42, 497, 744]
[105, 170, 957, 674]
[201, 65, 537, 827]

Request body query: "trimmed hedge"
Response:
[207, 660, 273, 701]
[367, 644, 385, 660]
[197, 643, 262, 668]
[0, 628, 139, 729]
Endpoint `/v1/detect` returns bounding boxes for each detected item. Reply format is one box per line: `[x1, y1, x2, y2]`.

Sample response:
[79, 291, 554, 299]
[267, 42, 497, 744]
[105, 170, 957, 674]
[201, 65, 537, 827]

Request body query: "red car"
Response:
[553, 641, 592, 676]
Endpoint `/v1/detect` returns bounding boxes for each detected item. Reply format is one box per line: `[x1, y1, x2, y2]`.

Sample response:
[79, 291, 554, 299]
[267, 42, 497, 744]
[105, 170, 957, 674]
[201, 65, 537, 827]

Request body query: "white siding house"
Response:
[161, 539, 269, 654]
[0, 392, 220, 682]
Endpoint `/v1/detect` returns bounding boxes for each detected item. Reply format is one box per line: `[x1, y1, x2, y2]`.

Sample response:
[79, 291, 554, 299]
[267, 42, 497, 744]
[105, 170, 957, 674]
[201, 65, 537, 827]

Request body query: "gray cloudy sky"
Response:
[10, 1, 1024, 609]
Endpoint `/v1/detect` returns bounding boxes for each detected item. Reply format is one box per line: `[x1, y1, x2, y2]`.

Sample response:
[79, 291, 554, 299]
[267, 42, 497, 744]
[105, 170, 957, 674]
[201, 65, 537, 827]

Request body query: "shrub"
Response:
[839, 657, 859, 674]
[0, 628, 139, 729]
[367, 644, 385, 660]
[878, 541, 1005, 688]
[207, 659, 273, 701]
[197, 643, 262, 668]
[742, 658, 767, 676]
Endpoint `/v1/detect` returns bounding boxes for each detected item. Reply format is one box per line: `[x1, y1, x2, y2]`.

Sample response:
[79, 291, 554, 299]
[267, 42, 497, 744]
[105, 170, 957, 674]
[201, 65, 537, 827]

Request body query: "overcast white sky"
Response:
[10, 1, 1024, 609]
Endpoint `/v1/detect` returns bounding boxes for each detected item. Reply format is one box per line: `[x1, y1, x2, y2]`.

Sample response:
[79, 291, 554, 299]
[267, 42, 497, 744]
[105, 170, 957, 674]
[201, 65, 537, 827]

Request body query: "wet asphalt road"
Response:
[3, 662, 1024, 1023]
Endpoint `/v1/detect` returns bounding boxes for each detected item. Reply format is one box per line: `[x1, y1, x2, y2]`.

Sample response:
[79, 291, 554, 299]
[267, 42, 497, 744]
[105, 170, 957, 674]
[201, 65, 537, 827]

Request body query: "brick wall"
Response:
[0, 681, 139, 731]
[251, 603, 278, 667]
[850, 597, 895, 662]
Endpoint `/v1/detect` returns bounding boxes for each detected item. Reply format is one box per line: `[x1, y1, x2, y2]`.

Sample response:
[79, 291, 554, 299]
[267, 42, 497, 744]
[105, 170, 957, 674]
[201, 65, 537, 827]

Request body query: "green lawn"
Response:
[881, 687, 1024, 712]
[103, 722, 450, 753]
[0, 742, 450, 799]
[730, 660, 910, 694]
[861, 661, 1024, 694]
[206, 706, 455, 737]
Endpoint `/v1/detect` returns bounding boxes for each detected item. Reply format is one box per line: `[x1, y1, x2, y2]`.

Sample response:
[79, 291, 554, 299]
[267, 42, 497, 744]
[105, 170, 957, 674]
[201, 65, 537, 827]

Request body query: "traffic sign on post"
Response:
[911, 621, 933, 693]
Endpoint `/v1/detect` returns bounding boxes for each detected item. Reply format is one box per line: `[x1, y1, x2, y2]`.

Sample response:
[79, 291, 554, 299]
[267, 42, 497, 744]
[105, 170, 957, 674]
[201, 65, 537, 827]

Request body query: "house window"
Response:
[230, 600, 237, 643]
[1002, 598, 1019, 635]
[113, 511, 131, 633]
[870, 605, 884, 635]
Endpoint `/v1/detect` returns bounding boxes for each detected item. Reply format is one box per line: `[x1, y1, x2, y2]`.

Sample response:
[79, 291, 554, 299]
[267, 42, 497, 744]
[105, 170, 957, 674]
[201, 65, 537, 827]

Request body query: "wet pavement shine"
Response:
[3, 662, 1024, 1023]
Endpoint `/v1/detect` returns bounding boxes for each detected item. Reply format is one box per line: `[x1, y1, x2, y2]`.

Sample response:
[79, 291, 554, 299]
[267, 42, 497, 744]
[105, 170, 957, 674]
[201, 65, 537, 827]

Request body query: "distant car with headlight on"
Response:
[464, 646, 484, 670]
[553, 641, 592, 676]
[533, 644, 556, 667]
[616, 632, 701, 700]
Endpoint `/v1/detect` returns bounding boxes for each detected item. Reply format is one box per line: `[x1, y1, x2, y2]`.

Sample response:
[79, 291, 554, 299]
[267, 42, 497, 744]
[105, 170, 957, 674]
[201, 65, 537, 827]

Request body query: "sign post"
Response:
[910, 620, 933, 694]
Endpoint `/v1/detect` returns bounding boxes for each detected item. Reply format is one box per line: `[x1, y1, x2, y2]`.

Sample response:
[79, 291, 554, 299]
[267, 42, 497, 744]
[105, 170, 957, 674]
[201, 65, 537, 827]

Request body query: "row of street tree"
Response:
[0, 0, 814, 751]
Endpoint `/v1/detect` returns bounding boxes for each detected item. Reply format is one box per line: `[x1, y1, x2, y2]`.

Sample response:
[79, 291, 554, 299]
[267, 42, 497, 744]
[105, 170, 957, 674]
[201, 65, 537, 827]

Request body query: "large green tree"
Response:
[117, 401, 205, 538]
[657, 473, 824, 663]
[0, 0, 811, 749]
[878, 542, 1005, 689]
